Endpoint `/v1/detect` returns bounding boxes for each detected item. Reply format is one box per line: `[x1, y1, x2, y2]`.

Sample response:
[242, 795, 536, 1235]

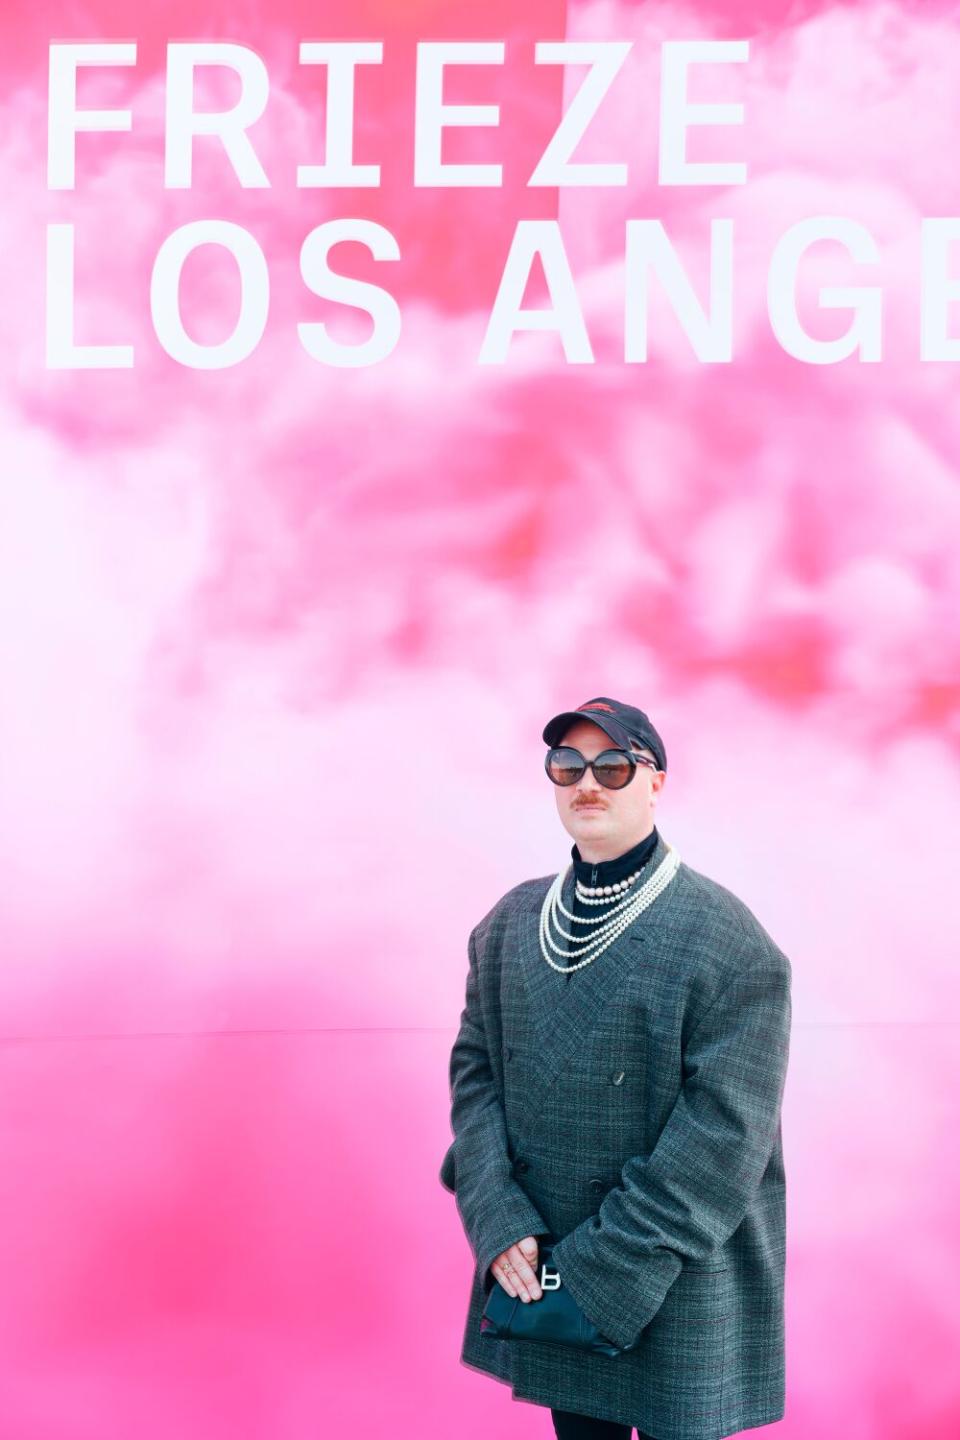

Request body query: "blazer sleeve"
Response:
[441, 915, 550, 1288]
[550, 941, 792, 1351]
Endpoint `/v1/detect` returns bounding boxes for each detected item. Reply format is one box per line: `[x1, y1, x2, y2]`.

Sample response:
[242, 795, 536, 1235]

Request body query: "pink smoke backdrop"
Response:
[1, 1, 959, 1437]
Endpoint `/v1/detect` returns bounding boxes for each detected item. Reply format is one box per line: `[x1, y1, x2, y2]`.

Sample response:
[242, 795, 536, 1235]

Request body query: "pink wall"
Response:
[2, 2, 959, 1436]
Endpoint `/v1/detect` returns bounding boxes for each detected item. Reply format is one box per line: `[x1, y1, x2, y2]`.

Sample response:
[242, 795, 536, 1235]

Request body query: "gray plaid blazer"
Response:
[439, 830, 792, 1440]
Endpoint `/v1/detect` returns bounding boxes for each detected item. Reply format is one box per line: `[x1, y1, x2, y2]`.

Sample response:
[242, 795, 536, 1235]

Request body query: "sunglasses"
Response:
[544, 746, 658, 790]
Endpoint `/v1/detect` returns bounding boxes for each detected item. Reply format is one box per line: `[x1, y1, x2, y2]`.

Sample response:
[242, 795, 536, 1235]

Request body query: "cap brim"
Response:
[542, 711, 631, 750]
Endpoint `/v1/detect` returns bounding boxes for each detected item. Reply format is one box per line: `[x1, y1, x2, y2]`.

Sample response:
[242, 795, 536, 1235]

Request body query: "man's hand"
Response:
[489, 1236, 542, 1301]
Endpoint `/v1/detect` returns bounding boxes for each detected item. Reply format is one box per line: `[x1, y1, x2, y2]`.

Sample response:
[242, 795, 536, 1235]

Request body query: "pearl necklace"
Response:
[564, 868, 653, 925]
[575, 865, 648, 906]
[539, 843, 681, 973]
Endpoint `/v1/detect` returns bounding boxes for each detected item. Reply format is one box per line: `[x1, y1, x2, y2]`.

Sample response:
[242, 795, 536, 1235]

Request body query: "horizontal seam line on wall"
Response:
[1, 1018, 960, 1045]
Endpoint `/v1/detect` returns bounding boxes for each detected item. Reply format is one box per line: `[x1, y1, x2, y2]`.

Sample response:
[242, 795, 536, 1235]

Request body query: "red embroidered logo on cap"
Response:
[579, 702, 615, 713]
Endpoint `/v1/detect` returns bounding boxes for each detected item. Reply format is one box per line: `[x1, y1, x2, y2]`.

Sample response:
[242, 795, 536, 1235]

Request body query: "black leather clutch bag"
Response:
[479, 1239, 637, 1359]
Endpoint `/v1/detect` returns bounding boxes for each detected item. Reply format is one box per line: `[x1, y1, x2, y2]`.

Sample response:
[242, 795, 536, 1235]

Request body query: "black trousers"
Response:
[550, 1407, 655, 1440]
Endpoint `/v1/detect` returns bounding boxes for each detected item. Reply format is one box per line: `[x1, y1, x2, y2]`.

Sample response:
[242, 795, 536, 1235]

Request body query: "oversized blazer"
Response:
[439, 830, 792, 1440]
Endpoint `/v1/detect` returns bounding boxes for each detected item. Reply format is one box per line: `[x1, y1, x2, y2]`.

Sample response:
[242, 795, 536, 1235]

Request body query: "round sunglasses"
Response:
[544, 746, 658, 790]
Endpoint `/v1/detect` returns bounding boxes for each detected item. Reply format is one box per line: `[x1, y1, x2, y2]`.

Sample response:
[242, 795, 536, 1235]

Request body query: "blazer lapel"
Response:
[511, 831, 682, 1153]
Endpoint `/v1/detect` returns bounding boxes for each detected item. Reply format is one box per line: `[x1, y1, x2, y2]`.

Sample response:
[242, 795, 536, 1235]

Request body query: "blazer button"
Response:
[611, 1070, 626, 1085]
[504, 1046, 513, 1061]
[515, 1159, 529, 1175]
[588, 1178, 604, 1194]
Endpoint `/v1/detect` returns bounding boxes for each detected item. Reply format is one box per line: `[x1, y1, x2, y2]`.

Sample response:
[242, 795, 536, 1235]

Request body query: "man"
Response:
[439, 696, 792, 1440]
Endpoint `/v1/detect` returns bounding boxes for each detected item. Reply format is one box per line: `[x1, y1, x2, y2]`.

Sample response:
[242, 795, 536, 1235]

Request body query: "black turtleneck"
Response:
[562, 825, 660, 983]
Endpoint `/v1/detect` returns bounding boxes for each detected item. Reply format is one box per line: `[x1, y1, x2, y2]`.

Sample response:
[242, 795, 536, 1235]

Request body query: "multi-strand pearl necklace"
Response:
[539, 843, 681, 973]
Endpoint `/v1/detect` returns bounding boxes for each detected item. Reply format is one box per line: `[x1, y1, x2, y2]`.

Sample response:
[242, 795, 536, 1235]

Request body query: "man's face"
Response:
[551, 719, 666, 859]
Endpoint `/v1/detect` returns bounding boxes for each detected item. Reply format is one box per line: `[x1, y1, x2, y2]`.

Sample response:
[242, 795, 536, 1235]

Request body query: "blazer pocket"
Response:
[564, 1055, 642, 1087]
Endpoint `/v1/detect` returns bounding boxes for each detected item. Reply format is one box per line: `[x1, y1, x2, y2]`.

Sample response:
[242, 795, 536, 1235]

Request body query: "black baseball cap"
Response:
[542, 696, 668, 772]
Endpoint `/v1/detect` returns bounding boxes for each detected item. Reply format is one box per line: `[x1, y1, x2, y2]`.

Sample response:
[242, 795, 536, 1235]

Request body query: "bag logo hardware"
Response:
[539, 1261, 562, 1290]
